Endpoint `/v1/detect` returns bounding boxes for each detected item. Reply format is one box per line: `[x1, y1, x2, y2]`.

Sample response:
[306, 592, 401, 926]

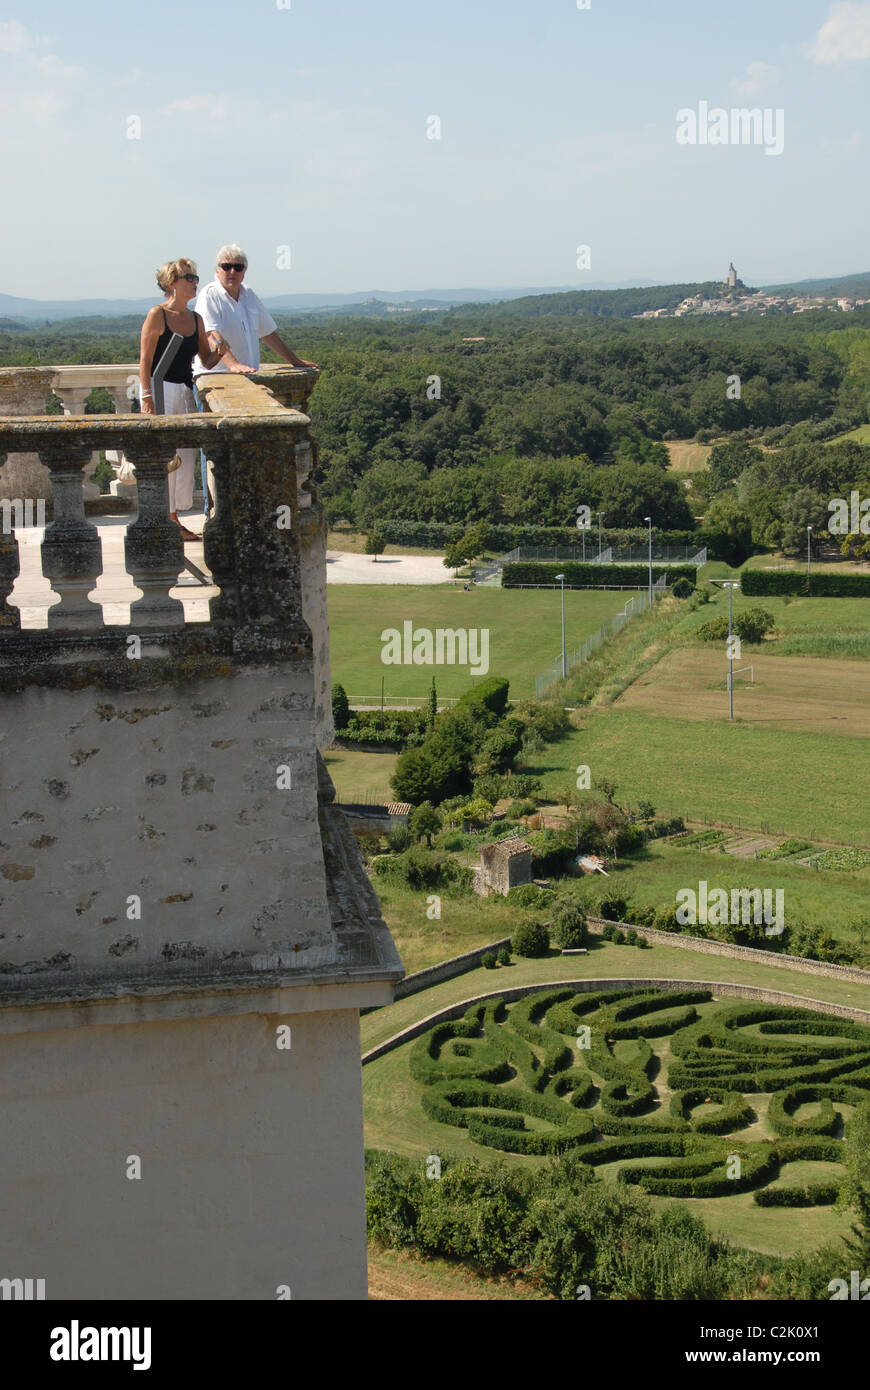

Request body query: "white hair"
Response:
[215, 244, 248, 269]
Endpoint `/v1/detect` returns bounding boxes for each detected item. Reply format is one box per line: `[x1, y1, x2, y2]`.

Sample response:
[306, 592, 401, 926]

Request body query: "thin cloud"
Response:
[807, 1, 870, 62]
[0, 19, 36, 52]
[38, 53, 85, 80]
[730, 62, 780, 100]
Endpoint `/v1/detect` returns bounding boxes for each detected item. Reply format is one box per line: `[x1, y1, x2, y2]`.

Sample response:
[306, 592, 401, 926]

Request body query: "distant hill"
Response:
[0, 281, 664, 323]
[759, 271, 870, 298]
[447, 282, 731, 320]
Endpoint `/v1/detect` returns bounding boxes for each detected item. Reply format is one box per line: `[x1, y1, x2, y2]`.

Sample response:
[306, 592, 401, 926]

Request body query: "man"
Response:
[193, 244, 317, 377]
[193, 245, 318, 513]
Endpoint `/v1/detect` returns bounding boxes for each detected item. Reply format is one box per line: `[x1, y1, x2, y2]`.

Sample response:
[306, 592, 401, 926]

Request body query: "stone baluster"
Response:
[122, 435, 185, 627]
[106, 379, 138, 499]
[109, 376, 138, 416]
[202, 436, 238, 625]
[52, 386, 103, 502]
[38, 439, 104, 632]
[0, 452, 21, 631]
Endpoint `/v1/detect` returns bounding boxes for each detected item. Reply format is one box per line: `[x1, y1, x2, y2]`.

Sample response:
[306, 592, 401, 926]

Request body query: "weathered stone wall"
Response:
[0, 369, 55, 500]
[298, 502, 334, 749]
[0, 1004, 368, 1299]
[0, 665, 335, 984]
[392, 937, 512, 1001]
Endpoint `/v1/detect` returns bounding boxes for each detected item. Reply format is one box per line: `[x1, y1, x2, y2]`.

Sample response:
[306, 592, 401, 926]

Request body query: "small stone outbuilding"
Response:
[473, 836, 532, 896]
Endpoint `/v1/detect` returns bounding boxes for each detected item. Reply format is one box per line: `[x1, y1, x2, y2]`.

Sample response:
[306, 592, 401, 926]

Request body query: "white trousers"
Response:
[156, 379, 196, 513]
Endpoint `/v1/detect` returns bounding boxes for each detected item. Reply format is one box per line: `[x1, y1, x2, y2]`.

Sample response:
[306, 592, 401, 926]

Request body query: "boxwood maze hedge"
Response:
[409, 990, 869, 1205]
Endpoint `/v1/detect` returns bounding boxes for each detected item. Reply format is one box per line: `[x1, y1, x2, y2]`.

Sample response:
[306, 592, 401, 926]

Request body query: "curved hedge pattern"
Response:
[410, 989, 868, 1204]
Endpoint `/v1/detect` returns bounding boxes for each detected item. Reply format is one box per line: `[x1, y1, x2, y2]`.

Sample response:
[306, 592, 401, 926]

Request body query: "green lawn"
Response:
[323, 746, 399, 803]
[327, 585, 641, 701]
[524, 708, 870, 846]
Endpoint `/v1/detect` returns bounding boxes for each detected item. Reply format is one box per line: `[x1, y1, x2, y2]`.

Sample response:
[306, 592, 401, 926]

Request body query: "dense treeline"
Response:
[2, 300, 869, 545]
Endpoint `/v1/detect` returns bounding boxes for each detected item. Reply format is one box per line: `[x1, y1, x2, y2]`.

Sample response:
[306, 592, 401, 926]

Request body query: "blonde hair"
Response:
[215, 244, 247, 270]
[155, 258, 197, 292]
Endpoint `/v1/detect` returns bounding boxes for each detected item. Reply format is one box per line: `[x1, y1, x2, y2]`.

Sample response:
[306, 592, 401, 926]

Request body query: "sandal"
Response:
[176, 523, 199, 542]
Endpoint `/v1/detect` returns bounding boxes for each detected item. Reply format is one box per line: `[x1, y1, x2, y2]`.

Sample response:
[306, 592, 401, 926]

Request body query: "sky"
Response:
[0, 0, 868, 299]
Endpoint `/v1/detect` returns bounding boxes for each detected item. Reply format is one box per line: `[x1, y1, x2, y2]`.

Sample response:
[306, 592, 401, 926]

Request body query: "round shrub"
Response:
[599, 893, 629, 922]
[671, 576, 694, 599]
[612, 930, 626, 945]
[481, 952, 497, 970]
[511, 921, 551, 958]
[552, 900, 588, 950]
[637, 936, 651, 949]
[625, 928, 638, 946]
[497, 947, 511, 966]
[386, 825, 413, 853]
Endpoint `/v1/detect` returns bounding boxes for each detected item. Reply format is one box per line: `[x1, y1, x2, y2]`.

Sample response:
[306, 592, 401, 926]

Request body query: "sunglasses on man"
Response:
[219, 263, 246, 273]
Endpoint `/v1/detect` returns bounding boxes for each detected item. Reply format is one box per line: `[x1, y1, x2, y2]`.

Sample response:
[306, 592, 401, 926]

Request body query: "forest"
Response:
[2, 287, 869, 558]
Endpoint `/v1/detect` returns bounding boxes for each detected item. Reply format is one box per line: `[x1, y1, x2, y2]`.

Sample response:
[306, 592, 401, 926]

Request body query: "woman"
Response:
[138, 258, 227, 539]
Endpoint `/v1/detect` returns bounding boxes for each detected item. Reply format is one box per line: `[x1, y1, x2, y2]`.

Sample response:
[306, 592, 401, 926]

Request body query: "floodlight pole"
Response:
[556, 573, 566, 678]
[597, 512, 603, 561]
[644, 516, 653, 603]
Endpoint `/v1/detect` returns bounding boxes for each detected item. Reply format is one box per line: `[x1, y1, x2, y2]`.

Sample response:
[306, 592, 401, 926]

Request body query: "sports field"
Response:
[327, 585, 641, 701]
[616, 647, 870, 738]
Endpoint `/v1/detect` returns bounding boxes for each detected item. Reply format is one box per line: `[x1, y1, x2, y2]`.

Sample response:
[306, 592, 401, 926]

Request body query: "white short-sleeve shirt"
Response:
[192, 280, 277, 376]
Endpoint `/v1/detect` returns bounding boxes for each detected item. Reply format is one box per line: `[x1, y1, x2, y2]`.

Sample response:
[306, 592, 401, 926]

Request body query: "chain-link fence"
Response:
[535, 574, 669, 697]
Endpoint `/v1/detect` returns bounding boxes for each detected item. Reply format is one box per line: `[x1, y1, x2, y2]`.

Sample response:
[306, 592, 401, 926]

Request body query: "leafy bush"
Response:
[481, 952, 497, 970]
[506, 798, 537, 818]
[598, 893, 630, 922]
[338, 708, 428, 749]
[512, 921, 551, 958]
[474, 773, 542, 803]
[456, 676, 510, 719]
[438, 830, 474, 852]
[331, 683, 350, 731]
[372, 846, 469, 891]
[671, 576, 694, 598]
[508, 883, 551, 909]
[497, 947, 511, 966]
[735, 606, 775, 644]
[696, 615, 729, 641]
[386, 825, 412, 852]
[552, 900, 588, 950]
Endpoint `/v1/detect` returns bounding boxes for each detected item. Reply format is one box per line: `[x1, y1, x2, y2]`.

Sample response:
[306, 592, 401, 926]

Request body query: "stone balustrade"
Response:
[0, 363, 318, 502]
[0, 368, 319, 631]
[0, 366, 334, 743]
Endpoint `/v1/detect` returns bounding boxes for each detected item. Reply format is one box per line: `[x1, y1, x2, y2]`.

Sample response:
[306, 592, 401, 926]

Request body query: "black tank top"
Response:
[150, 309, 199, 387]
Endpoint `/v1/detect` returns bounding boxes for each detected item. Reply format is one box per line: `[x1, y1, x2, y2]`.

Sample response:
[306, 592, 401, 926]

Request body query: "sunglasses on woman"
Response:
[219, 263, 246, 273]
[180, 273, 199, 282]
